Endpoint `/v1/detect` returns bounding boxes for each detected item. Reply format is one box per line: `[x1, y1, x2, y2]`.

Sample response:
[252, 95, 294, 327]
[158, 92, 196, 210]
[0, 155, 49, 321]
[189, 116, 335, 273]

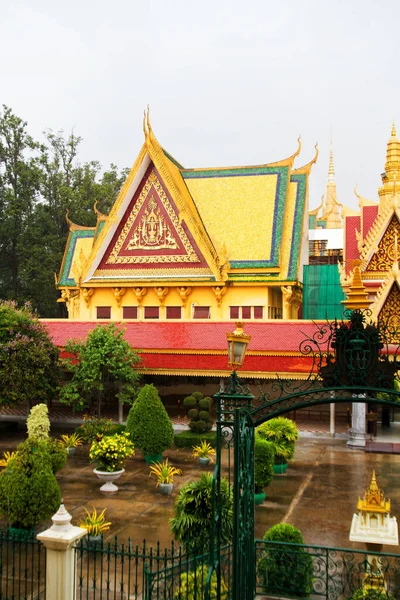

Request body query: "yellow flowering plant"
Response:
[79, 506, 111, 536]
[89, 433, 134, 472]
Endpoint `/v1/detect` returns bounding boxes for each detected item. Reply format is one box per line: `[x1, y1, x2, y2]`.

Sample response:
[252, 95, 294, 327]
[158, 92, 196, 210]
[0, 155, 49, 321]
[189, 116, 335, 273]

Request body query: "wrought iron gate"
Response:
[212, 310, 400, 600]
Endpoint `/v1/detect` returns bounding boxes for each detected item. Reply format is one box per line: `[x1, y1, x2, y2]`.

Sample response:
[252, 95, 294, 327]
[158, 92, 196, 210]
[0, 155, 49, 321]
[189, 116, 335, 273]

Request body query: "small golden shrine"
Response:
[349, 471, 398, 547]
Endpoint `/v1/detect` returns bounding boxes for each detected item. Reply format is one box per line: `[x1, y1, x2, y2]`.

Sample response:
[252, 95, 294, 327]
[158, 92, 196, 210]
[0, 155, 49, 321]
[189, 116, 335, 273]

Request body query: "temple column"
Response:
[347, 398, 366, 448]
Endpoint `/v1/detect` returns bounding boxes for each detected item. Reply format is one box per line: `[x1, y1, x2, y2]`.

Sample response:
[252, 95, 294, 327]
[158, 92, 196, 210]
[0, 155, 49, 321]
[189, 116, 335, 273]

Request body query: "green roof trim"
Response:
[162, 149, 184, 169]
[288, 174, 307, 280]
[58, 229, 95, 287]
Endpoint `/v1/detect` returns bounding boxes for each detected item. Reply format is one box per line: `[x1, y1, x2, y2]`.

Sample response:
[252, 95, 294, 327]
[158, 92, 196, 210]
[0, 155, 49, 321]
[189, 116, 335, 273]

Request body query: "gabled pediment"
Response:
[363, 213, 400, 274]
[81, 119, 222, 283]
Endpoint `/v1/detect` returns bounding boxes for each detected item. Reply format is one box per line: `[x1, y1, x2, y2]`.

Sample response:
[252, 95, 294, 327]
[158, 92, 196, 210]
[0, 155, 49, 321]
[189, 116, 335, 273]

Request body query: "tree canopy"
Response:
[0, 105, 128, 316]
[0, 300, 60, 407]
[60, 324, 141, 416]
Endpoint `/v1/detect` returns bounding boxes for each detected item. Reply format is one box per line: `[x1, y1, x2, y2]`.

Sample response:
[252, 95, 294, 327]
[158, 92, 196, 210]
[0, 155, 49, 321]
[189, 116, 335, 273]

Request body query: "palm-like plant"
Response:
[149, 459, 182, 486]
[192, 441, 216, 462]
[79, 507, 111, 537]
[59, 433, 83, 449]
[0, 451, 17, 468]
[257, 417, 298, 465]
[170, 472, 233, 553]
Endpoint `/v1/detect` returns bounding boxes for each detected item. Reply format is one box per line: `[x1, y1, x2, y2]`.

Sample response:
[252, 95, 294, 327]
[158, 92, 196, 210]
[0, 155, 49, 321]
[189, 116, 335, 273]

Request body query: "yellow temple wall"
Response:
[72, 284, 288, 320]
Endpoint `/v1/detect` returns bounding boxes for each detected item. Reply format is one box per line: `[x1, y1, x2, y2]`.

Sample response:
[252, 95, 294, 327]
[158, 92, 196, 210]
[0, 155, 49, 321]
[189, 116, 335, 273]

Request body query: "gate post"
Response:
[37, 503, 87, 600]
[347, 396, 367, 448]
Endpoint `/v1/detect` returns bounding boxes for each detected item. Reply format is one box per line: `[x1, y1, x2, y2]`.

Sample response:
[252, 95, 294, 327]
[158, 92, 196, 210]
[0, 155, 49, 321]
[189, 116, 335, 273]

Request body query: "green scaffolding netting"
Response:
[303, 265, 346, 320]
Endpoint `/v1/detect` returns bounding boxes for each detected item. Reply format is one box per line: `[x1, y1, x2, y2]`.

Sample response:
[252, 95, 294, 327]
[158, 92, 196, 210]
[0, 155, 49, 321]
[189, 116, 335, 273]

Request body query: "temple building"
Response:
[56, 111, 317, 323]
[341, 124, 400, 329]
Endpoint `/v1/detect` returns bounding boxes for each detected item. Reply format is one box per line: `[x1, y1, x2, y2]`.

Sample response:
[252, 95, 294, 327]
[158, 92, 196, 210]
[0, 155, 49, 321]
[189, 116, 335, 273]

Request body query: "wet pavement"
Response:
[1, 431, 400, 553]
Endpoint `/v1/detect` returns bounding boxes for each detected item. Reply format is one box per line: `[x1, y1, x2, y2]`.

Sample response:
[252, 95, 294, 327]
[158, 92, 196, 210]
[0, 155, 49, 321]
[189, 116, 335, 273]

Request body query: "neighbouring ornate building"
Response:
[341, 124, 400, 329]
[56, 111, 317, 322]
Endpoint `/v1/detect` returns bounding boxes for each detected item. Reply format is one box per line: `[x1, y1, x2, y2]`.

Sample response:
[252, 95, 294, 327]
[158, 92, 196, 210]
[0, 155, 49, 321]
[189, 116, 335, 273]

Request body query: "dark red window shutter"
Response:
[96, 307, 111, 319]
[230, 306, 240, 319]
[123, 306, 138, 319]
[144, 306, 159, 319]
[242, 306, 251, 319]
[193, 306, 210, 319]
[254, 306, 263, 319]
[166, 306, 182, 319]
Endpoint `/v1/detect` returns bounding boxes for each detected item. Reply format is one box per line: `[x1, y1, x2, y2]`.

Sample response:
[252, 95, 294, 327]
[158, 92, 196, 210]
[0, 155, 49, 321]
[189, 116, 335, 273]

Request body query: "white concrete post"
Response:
[347, 397, 367, 448]
[37, 503, 87, 600]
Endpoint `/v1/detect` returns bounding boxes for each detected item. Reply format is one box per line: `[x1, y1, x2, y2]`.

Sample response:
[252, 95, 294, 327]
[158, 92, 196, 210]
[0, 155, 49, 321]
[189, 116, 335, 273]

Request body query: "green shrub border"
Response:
[174, 430, 217, 448]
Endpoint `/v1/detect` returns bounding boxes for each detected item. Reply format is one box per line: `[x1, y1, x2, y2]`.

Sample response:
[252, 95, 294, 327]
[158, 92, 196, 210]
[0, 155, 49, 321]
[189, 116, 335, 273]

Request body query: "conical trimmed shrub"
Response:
[126, 384, 173, 455]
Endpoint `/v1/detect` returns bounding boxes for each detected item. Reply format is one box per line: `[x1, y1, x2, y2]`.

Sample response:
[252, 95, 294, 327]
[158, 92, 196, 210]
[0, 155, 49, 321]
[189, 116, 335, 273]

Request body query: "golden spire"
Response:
[384, 122, 400, 178]
[342, 259, 370, 310]
[328, 142, 335, 183]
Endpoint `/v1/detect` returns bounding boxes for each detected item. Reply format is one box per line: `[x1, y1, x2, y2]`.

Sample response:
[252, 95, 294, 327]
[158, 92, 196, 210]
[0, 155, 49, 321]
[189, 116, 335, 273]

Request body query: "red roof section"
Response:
[344, 215, 361, 274]
[41, 320, 327, 354]
[362, 205, 379, 239]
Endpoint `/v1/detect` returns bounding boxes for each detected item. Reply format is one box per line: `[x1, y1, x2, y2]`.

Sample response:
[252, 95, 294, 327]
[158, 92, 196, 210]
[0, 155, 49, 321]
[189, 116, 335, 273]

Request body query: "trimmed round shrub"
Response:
[0, 439, 61, 528]
[183, 395, 196, 407]
[187, 409, 199, 419]
[170, 472, 233, 553]
[199, 398, 212, 411]
[259, 524, 312, 597]
[254, 436, 275, 492]
[199, 410, 211, 421]
[204, 421, 213, 431]
[192, 392, 204, 401]
[190, 420, 206, 432]
[126, 384, 173, 455]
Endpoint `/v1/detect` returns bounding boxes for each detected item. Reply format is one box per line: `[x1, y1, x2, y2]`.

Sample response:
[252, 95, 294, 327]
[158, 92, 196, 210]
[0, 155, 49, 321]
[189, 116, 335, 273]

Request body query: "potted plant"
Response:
[257, 417, 298, 474]
[79, 506, 111, 544]
[59, 433, 83, 455]
[192, 441, 216, 466]
[0, 451, 17, 467]
[0, 439, 61, 533]
[89, 432, 134, 492]
[149, 458, 182, 495]
[126, 384, 174, 464]
[254, 436, 274, 505]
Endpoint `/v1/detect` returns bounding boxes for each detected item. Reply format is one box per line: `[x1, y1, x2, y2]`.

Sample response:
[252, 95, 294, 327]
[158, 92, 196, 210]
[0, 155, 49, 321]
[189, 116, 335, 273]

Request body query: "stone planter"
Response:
[273, 462, 288, 474]
[67, 447, 76, 456]
[159, 483, 173, 495]
[144, 453, 163, 465]
[199, 457, 211, 467]
[254, 490, 266, 505]
[93, 468, 125, 492]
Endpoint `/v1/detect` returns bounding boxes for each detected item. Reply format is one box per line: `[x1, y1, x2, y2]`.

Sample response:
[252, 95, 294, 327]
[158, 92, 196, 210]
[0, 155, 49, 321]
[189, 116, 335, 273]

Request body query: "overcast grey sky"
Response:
[2, 0, 399, 211]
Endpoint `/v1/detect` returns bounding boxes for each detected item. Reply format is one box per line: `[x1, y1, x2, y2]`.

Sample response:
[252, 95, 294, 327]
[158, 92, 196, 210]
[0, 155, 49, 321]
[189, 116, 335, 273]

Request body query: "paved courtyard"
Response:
[1, 430, 400, 552]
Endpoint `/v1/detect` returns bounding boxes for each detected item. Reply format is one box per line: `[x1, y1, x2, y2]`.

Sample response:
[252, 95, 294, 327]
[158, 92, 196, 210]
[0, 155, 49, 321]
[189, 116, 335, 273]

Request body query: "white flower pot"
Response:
[93, 468, 125, 492]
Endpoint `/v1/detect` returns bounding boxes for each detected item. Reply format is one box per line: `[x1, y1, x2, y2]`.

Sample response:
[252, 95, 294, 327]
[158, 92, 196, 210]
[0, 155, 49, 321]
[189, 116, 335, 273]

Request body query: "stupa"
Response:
[349, 471, 398, 551]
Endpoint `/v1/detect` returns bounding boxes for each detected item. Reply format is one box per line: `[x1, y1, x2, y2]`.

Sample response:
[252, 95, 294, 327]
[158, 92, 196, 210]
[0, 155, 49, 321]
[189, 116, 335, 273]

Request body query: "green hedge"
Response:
[174, 430, 217, 449]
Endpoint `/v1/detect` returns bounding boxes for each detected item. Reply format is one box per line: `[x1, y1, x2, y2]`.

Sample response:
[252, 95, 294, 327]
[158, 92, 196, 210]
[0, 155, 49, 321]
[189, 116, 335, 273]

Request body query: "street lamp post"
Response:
[210, 322, 254, 600]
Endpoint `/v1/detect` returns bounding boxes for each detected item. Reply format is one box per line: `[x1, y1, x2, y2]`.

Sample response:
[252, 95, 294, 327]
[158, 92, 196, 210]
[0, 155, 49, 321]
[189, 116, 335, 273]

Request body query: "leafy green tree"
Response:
[257, 417, 299, 465]
[0, 105, 41, 302]
[170, 472, 233, 554]
[126, 384, 174, 456]
[254, 436, 275, 492]
[60, 324, 141, 416]
[0, 300, 59, 408]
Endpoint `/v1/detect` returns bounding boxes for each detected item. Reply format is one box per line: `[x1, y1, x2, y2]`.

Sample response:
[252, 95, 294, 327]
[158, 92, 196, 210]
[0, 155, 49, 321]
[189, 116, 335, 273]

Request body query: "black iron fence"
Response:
[75, 537, 232, 600]
[0, 527, 46, 600]
[255, 540, 400, 599]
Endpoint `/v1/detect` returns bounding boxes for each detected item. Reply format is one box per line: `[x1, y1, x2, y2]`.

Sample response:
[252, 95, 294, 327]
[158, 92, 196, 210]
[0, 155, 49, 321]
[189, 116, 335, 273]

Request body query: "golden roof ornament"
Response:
[328, 142, 335, 183]
[357, 471, 391, 514]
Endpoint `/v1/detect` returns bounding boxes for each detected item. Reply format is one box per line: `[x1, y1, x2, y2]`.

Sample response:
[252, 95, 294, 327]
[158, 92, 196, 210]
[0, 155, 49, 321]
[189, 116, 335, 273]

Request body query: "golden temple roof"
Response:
[356, 471, 391, 514]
